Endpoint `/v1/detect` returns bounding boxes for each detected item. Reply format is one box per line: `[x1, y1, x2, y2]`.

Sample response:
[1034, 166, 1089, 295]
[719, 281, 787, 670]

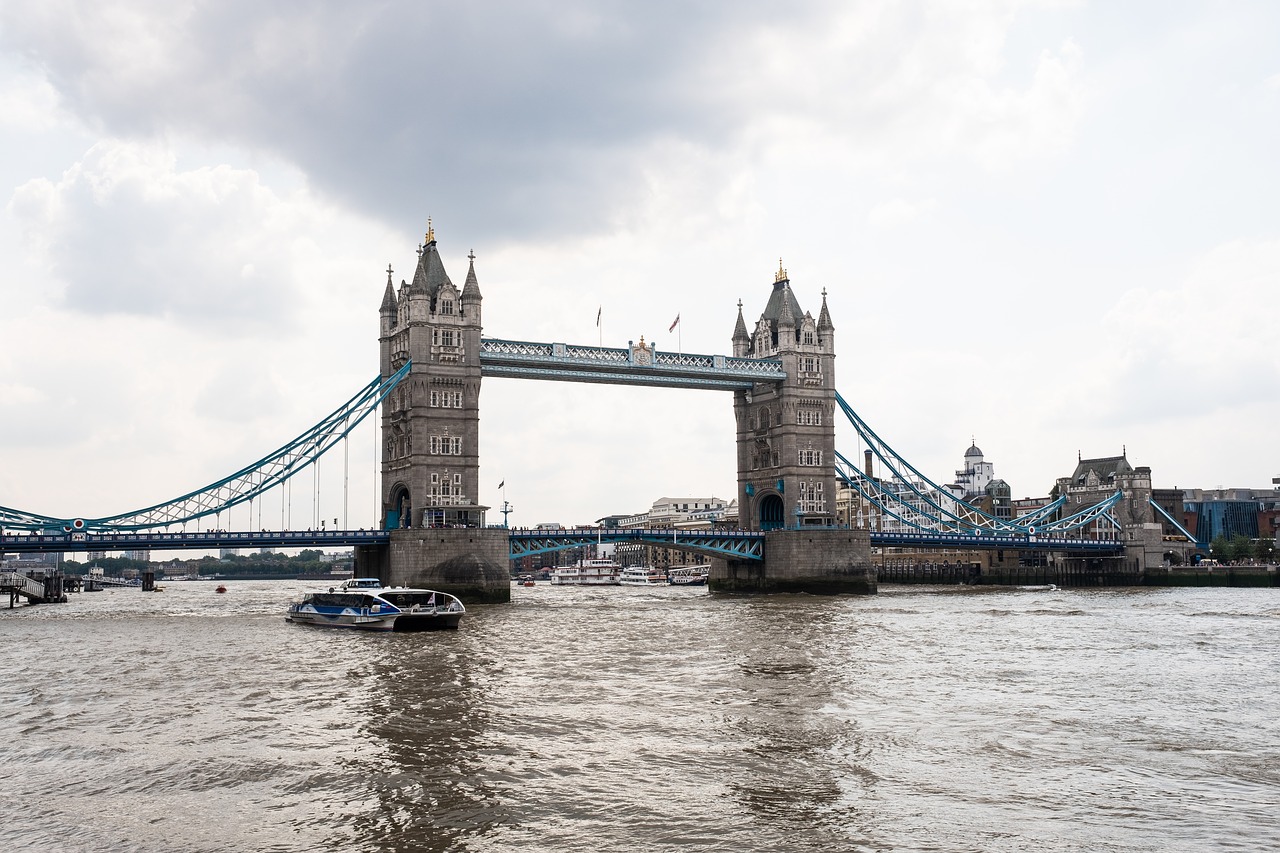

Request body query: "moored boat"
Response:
[619, 565, 666, 586]
[285, 577, 465, 631]
[550, 559, 621, 585]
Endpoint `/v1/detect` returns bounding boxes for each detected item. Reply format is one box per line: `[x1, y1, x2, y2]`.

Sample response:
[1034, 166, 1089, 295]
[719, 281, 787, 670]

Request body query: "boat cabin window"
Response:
[307, 593, 370, 608]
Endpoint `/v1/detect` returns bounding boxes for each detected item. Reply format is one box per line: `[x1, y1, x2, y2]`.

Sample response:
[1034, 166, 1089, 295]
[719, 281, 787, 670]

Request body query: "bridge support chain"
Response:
[710, 529, 876, 595]
[372, 529, 511, 604]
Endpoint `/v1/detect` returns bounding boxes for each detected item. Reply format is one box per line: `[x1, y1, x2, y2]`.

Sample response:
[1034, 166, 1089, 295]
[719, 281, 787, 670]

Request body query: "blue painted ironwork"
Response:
[508, 527, 765, 561]
[1148, 498, 1199, 543]
[0, 363, 412, 533]
[834, 391, 1124, 537]
[479, 338, 785, 390]
[869, 530, 1124, 553]
[0, 529, 390, 554]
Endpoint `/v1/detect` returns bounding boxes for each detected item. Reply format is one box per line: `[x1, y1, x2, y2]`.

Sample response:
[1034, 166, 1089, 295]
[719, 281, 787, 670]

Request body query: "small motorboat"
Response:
[215, 585, 228, 594]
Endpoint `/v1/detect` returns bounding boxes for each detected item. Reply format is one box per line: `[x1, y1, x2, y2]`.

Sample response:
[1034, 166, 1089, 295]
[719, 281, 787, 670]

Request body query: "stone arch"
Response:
[388, 483, 412, 529]
[759, 493, 785, 531]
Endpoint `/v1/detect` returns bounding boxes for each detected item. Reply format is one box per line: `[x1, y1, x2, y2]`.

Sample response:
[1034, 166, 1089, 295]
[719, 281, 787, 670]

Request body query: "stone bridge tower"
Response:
[731, 261, 838, 531]
[360, 223, 508, 602]
[378, 223, 485, 530]
[713, 261, 874, 594]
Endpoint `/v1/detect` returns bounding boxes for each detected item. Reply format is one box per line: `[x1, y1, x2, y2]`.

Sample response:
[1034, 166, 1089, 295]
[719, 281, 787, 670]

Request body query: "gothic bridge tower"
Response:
[714, 261, 875, 594]
[361, 223, 508, 602]
[732, 261, 838, 531]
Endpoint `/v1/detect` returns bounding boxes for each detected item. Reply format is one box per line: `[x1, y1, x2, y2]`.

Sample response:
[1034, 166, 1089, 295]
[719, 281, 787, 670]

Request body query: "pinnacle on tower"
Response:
[817, 287, 834, 331]
[732, 298, 749, 341]
[462, 249, 482, 302]
[380, 263, 397, 313]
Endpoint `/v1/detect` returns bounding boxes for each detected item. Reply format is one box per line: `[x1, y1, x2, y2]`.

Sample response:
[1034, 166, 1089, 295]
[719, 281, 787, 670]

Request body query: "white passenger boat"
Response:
[619, 565, 666, 586]
[549, 559, 621, 585]
[285, 577, 465, 631]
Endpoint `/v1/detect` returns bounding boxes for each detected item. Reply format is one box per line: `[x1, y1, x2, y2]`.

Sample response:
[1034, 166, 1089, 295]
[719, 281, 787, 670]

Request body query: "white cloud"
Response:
[868, 197, 940, 227]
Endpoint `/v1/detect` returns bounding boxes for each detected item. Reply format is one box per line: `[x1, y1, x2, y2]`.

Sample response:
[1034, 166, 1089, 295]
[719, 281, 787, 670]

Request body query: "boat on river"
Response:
[285, 577, 465, 631]
[550, 559, 621, 585]
[619, 565, 666, 586]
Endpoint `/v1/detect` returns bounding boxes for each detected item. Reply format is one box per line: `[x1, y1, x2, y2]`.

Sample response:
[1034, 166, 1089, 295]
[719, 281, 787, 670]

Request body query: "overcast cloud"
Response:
[1, 1, 1277, 529]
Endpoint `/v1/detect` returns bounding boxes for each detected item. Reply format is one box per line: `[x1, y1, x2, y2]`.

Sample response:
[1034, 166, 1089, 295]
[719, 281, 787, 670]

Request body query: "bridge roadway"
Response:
[1, 527, 1124, 558]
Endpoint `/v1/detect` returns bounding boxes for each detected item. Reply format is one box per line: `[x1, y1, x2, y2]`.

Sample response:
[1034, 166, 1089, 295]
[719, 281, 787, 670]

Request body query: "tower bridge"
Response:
[1, 223, 1194, 602]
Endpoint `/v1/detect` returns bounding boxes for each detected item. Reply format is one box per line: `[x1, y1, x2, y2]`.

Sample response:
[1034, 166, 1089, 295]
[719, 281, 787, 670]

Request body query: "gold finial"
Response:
[775, 257, 787, 283]
[425, 217, 435, 243]
[639, 335, 646, 346]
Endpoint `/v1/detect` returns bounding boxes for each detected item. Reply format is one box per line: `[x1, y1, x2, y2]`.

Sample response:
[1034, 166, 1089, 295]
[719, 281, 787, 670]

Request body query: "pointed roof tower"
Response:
[778, 283, 797, 328]
[732, 298, 749, 341]
[409, 218, 453, 300]
[817, 287, 834, 331]
[759, 258, 805, 325]
[380, 263, 397, 314]
[461, 249, 482, 302]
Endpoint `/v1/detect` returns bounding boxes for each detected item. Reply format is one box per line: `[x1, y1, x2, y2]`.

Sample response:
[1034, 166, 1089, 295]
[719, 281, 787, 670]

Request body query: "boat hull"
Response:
[285, 607, 399, 631]
[393, 611, 464, 631]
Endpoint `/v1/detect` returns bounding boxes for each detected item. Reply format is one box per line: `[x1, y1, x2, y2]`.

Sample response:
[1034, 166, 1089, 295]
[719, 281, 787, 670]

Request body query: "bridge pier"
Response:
[710, 528, 876, 594]
[358, 529, 510, 604]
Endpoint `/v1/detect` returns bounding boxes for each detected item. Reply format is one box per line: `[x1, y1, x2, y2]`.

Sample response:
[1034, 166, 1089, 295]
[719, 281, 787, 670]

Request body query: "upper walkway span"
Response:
[478, 338, 786, 390]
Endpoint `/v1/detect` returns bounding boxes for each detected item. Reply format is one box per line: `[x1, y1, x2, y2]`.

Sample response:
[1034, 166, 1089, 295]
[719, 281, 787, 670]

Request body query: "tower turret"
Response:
[817, 287, 834, 352]
[731, 257, 837, 531]
[731, 299, 750, 357]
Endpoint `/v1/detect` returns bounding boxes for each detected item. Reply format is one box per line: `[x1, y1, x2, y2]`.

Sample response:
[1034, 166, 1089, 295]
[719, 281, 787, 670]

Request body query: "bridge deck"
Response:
[1, 527, 1126, 559]
[479, 338, 786, 390]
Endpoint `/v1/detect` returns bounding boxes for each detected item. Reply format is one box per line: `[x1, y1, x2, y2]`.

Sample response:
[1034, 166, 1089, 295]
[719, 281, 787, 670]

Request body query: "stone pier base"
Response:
[710, 528, 877, 595]
[355, 528, 511, 604]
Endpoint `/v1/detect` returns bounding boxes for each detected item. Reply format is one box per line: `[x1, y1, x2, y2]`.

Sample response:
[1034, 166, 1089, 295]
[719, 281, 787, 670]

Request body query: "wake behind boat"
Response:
[285, 577, 465, 631]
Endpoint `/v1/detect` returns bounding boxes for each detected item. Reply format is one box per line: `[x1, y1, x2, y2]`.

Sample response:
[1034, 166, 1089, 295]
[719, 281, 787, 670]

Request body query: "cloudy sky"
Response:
[2, 0, 1278, 532]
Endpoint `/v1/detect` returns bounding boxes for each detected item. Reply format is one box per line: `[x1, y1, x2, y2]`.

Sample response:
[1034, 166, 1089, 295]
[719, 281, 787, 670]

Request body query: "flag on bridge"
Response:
[596, 306, 601, 327]
[498, 480, 505, 489]
[669, 313, 680, 332]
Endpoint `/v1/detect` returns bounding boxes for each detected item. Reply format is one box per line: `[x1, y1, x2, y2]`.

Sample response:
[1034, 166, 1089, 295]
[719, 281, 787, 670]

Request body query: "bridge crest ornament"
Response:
[630, 336, 653, 366]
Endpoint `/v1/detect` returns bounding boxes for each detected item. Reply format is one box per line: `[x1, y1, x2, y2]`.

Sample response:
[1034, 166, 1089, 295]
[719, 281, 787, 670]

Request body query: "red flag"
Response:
[669, 314, 680, 332]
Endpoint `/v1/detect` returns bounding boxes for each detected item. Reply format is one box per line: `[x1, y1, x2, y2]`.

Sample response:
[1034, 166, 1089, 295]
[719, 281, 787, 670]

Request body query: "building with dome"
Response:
[951, 442, 995, 499]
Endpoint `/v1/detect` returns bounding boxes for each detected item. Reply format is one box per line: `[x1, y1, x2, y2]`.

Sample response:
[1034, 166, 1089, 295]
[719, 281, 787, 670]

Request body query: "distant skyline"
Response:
[2, 2, 1278, 530]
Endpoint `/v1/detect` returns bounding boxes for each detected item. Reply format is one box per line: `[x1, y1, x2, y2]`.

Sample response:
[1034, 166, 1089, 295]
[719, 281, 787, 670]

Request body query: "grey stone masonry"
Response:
[379, 226, 486, 531]
[732, 263, 838, 531]
[372, 226, 507, 604]
[710, 529, 876, 594]
[387, 528, 510, 603]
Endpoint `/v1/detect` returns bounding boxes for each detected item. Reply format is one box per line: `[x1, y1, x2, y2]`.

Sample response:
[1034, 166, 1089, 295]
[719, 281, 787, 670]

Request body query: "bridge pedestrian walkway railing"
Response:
[0, 529, 391, 554]
[479, 339, 786, 391]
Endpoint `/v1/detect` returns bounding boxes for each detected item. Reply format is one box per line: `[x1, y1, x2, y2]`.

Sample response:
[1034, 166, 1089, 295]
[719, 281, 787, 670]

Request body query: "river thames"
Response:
[3, 580, 1277, 852]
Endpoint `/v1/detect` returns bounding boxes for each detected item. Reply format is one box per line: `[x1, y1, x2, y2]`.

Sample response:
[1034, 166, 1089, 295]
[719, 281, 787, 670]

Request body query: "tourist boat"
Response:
[549, 559, 621, 585]
[619, 565, 666, 586]
[285, 577, 465, 631]
[667, 564, 710, 586]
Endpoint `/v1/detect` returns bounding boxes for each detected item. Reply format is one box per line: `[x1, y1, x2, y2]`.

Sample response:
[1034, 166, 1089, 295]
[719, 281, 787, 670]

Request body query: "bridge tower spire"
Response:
[378, 224, 486, 531]
[364, 224, 508, 602]
[716, 260, 872, 594]
[733, 261, 837, 532]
